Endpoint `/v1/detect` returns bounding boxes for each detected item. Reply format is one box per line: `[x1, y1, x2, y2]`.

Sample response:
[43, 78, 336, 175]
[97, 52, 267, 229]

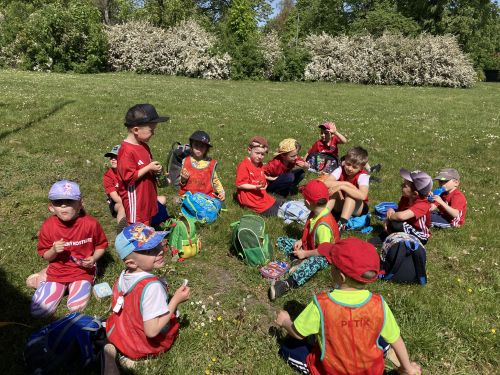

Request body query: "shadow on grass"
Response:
[283, 223, 303, 239]
[0, 100, 75, 141]
[96, 251, 115, 279]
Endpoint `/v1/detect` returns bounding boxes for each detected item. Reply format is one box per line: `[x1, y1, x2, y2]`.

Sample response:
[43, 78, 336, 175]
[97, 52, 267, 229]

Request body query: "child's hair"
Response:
[405, 180, 427, 198]
[343, 271, 378, 288]
[344, 146, 368, 166]
[315, 198, 328, 206]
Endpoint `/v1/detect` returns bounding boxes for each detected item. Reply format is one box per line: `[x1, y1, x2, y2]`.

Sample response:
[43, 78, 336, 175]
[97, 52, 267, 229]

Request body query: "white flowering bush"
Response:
[106, 20, 231, 79]
[260, 31, 282, 79]
[304, 33, 476, 87]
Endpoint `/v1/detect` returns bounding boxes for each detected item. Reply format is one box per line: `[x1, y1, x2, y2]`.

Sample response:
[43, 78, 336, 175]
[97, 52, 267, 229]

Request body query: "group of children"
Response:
[28, 103, 468, 374]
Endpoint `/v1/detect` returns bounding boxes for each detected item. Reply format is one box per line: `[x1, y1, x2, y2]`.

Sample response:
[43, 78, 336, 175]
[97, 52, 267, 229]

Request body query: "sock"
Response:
[338, 217, 348, 225]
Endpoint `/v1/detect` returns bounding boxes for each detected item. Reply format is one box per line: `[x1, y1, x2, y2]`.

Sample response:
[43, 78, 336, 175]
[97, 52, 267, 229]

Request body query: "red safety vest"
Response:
[106, 276, 179, 360]
[338, 168, 369, 203]
[179, 156, 217, 197]
[301, 211, 340, 250]
[307, 292, 385, 375]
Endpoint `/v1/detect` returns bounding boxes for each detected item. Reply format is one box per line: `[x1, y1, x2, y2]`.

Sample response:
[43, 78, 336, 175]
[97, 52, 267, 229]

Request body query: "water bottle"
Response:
[428, 187, 446, 202]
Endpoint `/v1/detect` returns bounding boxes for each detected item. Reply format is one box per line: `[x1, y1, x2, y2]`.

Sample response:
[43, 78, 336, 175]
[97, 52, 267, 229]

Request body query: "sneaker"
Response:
[338, 221, 347, 232]
[268, 280, 290, 301]
[370, 163, 382, 173]
[115, 217, 127, 235]
[370, 176, 382, 183]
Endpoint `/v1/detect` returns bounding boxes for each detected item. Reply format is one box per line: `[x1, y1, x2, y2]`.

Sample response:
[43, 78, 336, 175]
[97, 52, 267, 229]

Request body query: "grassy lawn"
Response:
[0, 70, 498, 374]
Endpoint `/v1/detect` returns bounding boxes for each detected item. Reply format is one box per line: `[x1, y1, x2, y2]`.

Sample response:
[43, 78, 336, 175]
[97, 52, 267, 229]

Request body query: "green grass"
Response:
[0, 70, 499, 374]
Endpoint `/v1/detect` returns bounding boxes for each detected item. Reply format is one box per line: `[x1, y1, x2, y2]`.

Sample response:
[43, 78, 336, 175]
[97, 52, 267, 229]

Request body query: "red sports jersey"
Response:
[117, 141, 158, 224]
[37, 214, 108, 283]
[307, 136, 341, 158]
[102, 168, 122, 195]
[438, 188, 467, 227]
[398, 196, 431, 238]
[236, 157, 275, 213]
[263, 156, 306, 177]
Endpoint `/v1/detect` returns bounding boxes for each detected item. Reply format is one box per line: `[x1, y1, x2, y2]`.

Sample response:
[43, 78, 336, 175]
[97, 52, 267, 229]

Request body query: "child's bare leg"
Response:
[115, 203, 126, 224]
[340, 198, 364, 221]
[157, 195, 167, 205]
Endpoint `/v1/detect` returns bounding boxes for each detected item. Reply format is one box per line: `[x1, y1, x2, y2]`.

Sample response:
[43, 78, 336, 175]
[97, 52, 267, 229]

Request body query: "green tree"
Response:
[296, 0, 348, 37]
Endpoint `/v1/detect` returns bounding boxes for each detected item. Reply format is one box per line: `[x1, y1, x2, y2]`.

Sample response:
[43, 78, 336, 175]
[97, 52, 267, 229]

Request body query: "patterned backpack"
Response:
[306, 153, 339, 174]
[277, 200, 311, 226]
[165, 215, 201, 260]
[180, 191, 222, 224]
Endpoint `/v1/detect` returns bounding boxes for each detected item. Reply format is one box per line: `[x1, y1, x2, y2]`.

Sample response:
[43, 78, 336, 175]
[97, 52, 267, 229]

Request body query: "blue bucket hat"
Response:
[115, 223, 168, 259]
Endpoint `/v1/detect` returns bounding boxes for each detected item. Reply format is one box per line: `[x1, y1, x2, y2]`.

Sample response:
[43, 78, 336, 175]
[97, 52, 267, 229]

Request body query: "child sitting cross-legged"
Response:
[275, 238, 422, 375]
[269, 179, 340, 300]
[430, 168, 467, 228]
[105, 223, 190, 370]
[178, 130, 225, 201]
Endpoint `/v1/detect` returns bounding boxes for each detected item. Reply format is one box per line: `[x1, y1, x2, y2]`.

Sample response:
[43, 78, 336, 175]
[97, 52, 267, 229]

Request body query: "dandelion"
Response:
[456, 278, 461, 283]
[204, 332, 208, 336]
[467, 288, 472, 293]
[205, 369, 210, 374]
[491, 328, 496, 334]
[212, 357, 217, 362]
[217, 316, 222, 321]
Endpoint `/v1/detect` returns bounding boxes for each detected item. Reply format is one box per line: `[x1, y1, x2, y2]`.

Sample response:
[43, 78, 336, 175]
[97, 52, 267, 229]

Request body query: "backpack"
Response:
[181, 191, 222, 224]
[24, 312, 104, 374]
[306, 152, 339, 174]
[230, 215, 274, 266]
[165, 215, 201, 260]
[277, 200, 311, 225]
[374, 201, 398, 220]
[379, 232, 427, 285]
[166, 142, 191, 190]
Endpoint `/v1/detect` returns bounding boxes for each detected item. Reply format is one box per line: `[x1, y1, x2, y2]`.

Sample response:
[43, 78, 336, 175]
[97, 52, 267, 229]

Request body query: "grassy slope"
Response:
[0, 70, 498, 374]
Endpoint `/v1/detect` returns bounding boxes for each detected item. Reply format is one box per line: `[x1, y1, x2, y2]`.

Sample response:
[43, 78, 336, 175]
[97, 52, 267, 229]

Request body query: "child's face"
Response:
[131, 245, 165, 272]
[282, 149, 298, 165]
[133, 123, 157, 143]
[401, 180, 416, 198]
[342, 160, 363, 177]
[248, 146, 267, 165]
[191, 140, 209, 160]
[438, 179, 459, 192]
[320, 129, 331, 142]
[49, 199, 82, 221]
[108, 156, 117, 169]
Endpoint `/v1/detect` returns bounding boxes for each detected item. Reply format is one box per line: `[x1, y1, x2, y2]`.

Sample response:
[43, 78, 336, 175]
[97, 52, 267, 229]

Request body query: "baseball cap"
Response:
[317, 238, 380, 283]
[115, 223, 168, 260]
[104, 145, 120, 158]
[48, 180, 81, 201]
[319, 122, 334, 131]
[399, 168, 432, 196]
[300, 179, 329, 203]
[434, 168, 460, 181]
[124, 104, 169, 127]
[248, 136, 269, 149]
[274, 138, 298, 156]
[189, 130, 212, 147]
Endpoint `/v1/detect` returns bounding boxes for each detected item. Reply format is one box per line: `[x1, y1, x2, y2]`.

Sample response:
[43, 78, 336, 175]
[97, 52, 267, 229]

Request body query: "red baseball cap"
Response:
[317, 238, 380, 283]
[300, 179, 329, 204]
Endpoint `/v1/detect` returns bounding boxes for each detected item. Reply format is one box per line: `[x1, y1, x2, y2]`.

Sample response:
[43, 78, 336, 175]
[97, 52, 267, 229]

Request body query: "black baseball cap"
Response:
[124, 104, 169, 127]
[189, 130, 212, 147]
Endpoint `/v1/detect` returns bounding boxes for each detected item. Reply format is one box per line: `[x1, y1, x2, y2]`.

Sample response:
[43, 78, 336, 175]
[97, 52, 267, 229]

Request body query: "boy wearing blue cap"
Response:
[103, 145, 126, 224]
[106, 223, 190, 363]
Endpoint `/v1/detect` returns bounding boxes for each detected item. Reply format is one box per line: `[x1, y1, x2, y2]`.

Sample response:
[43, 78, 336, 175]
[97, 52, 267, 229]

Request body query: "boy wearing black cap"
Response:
[117, 104, 169, 226]
[385, 168, 433, 244]
[178, 130, 225, 200]
[275, 238, 421, 375]
[102, 145, 125, 223]
[430, 168, 467, 228]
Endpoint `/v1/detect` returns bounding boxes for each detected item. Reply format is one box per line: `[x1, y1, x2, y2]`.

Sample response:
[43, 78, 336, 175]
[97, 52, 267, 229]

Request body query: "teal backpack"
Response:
[181, 191, 222, 224]
[230, 215, 273, 266]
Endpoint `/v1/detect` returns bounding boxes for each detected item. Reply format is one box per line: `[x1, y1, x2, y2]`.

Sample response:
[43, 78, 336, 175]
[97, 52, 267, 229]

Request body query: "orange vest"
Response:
[307, 292, 385, 375]
[179, 157, 217, 197]
[301, 211, 340, 250]
[106, 276, 179, 360]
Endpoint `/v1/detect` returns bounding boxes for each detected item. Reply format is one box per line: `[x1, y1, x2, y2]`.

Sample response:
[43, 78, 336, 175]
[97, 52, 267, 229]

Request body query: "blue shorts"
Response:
[151, 201, 169, 227]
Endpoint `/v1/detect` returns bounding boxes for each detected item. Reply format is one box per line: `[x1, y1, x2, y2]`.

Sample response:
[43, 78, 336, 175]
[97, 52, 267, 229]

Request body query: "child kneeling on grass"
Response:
[105, 223, 190, 370]
[275, 238, 421, 375]
[269, 179, 340, 300]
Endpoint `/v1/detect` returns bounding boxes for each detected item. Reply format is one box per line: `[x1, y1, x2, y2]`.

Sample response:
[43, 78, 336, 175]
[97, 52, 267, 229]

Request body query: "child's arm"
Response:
[137, 161, 162, 180]
[338, 181, 369, 201]
[330, 123, 347, 144]
[275, 310, 305, 340]
[293, 249, 320, 259]
[391, 336, 421, 375]
[212, 170, 225, 200]
[387, 208, 415, 221]
[143, 285, 190, 338]
[432, 195, 460, 218]
[237, 182, 267, 190]
[82, 248, 106, 268]
[108, 191, 122, 205]
[42, 239, 65, 262]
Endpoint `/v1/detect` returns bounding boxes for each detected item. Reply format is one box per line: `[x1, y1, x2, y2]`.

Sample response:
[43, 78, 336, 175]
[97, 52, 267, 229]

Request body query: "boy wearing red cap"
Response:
[275, 238, 421, 375]
[269, 180, 340, 300]
[305, 121, 347, 160]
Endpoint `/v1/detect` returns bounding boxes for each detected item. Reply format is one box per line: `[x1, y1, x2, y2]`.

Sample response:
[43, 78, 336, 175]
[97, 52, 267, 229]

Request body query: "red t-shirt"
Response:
[117, 141, 158, 224]
[438, 188, 467, 227]
[307, 136, 341, 158]
[263, 156, 306, 177]
[397, 196, 431, 237]
[37, 214, 108, 283]
[236, 157, 276, 213]
[102, 168, 122, 195]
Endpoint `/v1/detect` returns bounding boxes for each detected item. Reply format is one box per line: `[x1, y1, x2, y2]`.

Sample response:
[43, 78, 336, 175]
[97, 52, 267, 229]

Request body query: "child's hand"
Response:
[216, 191, 225, 201]
[386, 208, 396, 219]
[173, 285, 191, 303]
[265, 175, 278, 181]
[180, 168, 190, 183]
[53, 239, 65, 253]
[256, 181, 266, 190]
[295, 159, 308, 168]
[81, 256, 95, 268]
[398, 362, 421, 375]
[329, 123, 337, 133]
[275, 310, 291, 327]
[149, 161, 163, 174]
[432, 195, 444, 205]
[293, 249, 307, 260]
[293, 240, 303, 251]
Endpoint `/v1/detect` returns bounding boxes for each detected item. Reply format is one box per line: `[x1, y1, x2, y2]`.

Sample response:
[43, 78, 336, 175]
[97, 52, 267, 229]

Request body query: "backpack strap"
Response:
[409, 243, 427, 286]
[384, 244, 406, 281]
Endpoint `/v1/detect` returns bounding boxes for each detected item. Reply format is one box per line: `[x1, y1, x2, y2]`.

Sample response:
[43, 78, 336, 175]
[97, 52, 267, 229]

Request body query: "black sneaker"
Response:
[370, 176, 382, 183]
[268, 280, 290, 301]
[370, 163, 382, 173]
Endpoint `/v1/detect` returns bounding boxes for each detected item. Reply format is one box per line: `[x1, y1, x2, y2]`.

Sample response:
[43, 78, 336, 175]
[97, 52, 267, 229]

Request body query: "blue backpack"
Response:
[181, 191, 222, 224]
[374, 201, 398, 220]
[24, 312, 104, 374]
[278, 200, 311, 225]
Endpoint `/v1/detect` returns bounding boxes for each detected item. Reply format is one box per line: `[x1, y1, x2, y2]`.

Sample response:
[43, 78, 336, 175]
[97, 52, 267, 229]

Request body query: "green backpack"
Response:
[230, 215, 273, 266]
[165, 215, 201, 260]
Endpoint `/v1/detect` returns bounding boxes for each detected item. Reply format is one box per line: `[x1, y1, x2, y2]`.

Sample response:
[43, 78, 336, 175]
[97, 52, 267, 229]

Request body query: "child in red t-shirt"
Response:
[385, 168, 432, 244]
[236, 136, 281, 216]
[30, 180, 108, 318]
[305, 121, 347, 170]
[117, 104, 169, 227]
[264, 138, 309, 197]
[102, 145, 126, 224]
[430, 168, 467, 228]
